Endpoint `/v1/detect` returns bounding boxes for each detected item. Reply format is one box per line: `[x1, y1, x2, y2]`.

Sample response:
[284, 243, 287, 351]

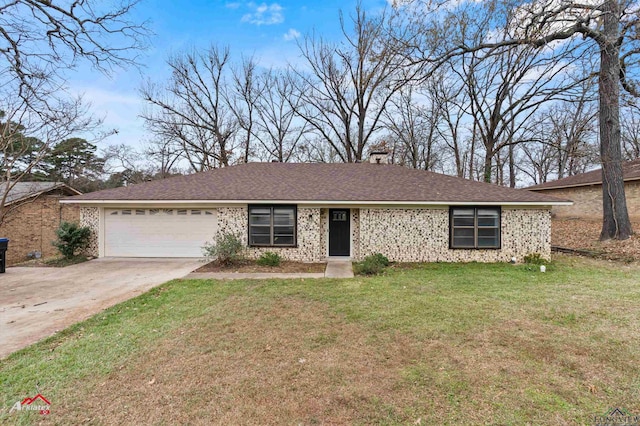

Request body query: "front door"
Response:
[329, 209, 350, 256]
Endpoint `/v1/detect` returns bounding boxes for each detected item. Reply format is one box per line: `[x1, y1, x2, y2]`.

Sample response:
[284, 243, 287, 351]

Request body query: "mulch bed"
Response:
[552, 218, 640, 262]
[196, 259, 326, 273]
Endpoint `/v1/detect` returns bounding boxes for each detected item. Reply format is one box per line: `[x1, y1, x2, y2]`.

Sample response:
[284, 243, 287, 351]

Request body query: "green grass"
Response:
[1, 255, 639, 424]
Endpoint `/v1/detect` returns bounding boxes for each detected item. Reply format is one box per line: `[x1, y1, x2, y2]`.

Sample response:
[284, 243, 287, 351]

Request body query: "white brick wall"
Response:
[83, 204, 551, 262]
[217, 207, 324, 262]
[357, 207, 551, 262]
[80, 207, 100, 257]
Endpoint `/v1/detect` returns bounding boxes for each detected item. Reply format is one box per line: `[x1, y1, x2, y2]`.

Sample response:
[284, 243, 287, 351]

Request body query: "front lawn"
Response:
[1, 255, 639, 424]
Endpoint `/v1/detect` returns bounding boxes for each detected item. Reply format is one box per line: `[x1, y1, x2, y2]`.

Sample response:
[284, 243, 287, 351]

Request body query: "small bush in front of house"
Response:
[369, 253, 390, 267]
[354, 253, 390, 276]
[53, 221, 91, 259]
[524, 253, 546, 265]
[257, 251, 281, 267]
[202, 231, 244, 265]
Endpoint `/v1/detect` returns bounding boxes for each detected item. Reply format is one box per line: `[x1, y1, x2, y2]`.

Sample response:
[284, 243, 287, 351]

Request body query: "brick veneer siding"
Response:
[532, 181, 640, 220]
[83, 205, 551, 262]
[357, 207, 551, 262]
[80, 207, 100, 257]
[351, 209, 360, 260]
[1, 195, 80, 265]
[217, 206, 324, 262]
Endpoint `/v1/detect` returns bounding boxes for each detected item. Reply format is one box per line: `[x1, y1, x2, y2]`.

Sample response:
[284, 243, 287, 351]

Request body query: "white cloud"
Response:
[225, 2, 241, 9]
[283, 28, 300, 41]
[241, 2, 284, 26]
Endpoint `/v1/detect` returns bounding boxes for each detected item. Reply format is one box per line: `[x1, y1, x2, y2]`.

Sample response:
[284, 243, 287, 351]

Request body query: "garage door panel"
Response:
[105, 209, 218, 257]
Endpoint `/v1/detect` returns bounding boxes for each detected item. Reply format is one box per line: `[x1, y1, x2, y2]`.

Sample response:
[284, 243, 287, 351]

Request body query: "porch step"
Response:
[324, 260, 354, 278]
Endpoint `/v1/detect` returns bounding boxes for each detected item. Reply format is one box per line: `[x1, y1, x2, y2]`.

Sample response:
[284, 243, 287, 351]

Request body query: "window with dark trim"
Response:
[248, 205, 296, 247]
[450, 207, 501, 249]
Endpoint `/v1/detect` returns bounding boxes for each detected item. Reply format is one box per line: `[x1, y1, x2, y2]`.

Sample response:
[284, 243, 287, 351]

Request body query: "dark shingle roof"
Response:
[527, 159, 640, 191]
[2, 182, 80, 205]
[67, 162, 569, 204]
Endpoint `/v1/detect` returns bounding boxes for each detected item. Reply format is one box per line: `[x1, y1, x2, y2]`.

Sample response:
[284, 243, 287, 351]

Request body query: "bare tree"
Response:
[381, 83, 442, 170]
[143, 138, 184, 178]
[0, 0, 148, 228]
[515, 84, 598, 184]
[621, 95, 640, 160]
[396, 0, 639, 239]
[140, 46, 241, 171]
[229, 58, 261, 164]
[430, 67, 473, 178]
[252, 70, 309, 162]
[292, 4, 415, 162]
[454, 41, 581, 184]
[0, 93, 96, 226]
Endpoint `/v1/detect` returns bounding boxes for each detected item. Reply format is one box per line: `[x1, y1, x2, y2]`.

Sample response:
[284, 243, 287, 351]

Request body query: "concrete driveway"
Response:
[0, 258, 201, 359]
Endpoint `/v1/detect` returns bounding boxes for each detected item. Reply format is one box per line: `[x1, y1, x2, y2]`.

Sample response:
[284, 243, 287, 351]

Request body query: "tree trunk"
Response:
[483, 149, 492, 183]
[468, 126, 476, 179]
[509, 144, 516, 188]
[599, 0, 632, 240]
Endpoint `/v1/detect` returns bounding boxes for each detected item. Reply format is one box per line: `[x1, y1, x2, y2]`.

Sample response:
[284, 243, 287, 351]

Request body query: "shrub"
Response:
[368, 253, 389, 267]
[523, 253, 546, 265]
[354, 253, 390, 276]
[202, 231, 244, 265]
[53, 222, 91, 259]
[257, 251, 281, 267]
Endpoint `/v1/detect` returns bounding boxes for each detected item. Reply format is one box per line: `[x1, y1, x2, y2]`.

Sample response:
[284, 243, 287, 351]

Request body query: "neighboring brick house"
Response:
[63, 158, 570, 262]
[0, 182, 82, 265]
[527, 159, 640, 220]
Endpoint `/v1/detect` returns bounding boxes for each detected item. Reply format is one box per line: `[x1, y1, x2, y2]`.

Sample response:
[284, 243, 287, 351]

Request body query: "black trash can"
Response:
[0, 238, 9, 273]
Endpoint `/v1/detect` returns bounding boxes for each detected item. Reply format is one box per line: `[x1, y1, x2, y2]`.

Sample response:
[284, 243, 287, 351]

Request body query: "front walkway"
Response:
[324, 260, 355, 278]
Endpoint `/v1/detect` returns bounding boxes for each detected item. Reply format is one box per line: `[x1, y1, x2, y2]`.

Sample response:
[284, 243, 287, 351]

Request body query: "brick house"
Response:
[63, 159, 570, 262]
[526, 159, 640, 220]
[0, 182, 82, 265]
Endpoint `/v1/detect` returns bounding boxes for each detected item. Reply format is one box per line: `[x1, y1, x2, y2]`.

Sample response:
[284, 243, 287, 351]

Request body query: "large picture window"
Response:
[249, 205, 296, 247]
[450, 207, 501, 249]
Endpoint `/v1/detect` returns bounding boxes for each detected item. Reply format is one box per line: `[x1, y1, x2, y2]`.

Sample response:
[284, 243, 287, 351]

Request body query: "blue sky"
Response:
[69, 0, 389, 152]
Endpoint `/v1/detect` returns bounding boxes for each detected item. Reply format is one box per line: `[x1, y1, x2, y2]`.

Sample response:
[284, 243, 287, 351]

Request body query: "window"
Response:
[332, 211, 347, 221]
[177, 209, 187, 215]
[450, 207, 500, 249]
[249, 205, 296, 247]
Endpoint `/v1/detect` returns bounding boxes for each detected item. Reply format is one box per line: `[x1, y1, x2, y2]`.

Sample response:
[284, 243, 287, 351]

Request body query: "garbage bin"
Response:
[0, 238, 9, 273]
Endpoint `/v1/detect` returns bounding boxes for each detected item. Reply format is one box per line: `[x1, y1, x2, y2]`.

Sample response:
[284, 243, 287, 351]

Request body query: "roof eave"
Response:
[61, 199, 573, 207]
[528, 176, 640, 191]
[5, 183, 82, 206]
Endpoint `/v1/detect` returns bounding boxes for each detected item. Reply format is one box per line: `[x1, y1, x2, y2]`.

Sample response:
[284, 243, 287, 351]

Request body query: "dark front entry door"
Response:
[329, 209, 350, 256]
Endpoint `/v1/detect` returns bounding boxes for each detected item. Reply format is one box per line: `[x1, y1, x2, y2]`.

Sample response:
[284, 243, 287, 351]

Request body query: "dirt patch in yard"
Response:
[552, 218, 640, 262]
[196, 259, 326, 273]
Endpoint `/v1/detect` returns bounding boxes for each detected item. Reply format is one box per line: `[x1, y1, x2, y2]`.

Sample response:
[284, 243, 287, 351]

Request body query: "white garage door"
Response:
[105, 208, 218, 257]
